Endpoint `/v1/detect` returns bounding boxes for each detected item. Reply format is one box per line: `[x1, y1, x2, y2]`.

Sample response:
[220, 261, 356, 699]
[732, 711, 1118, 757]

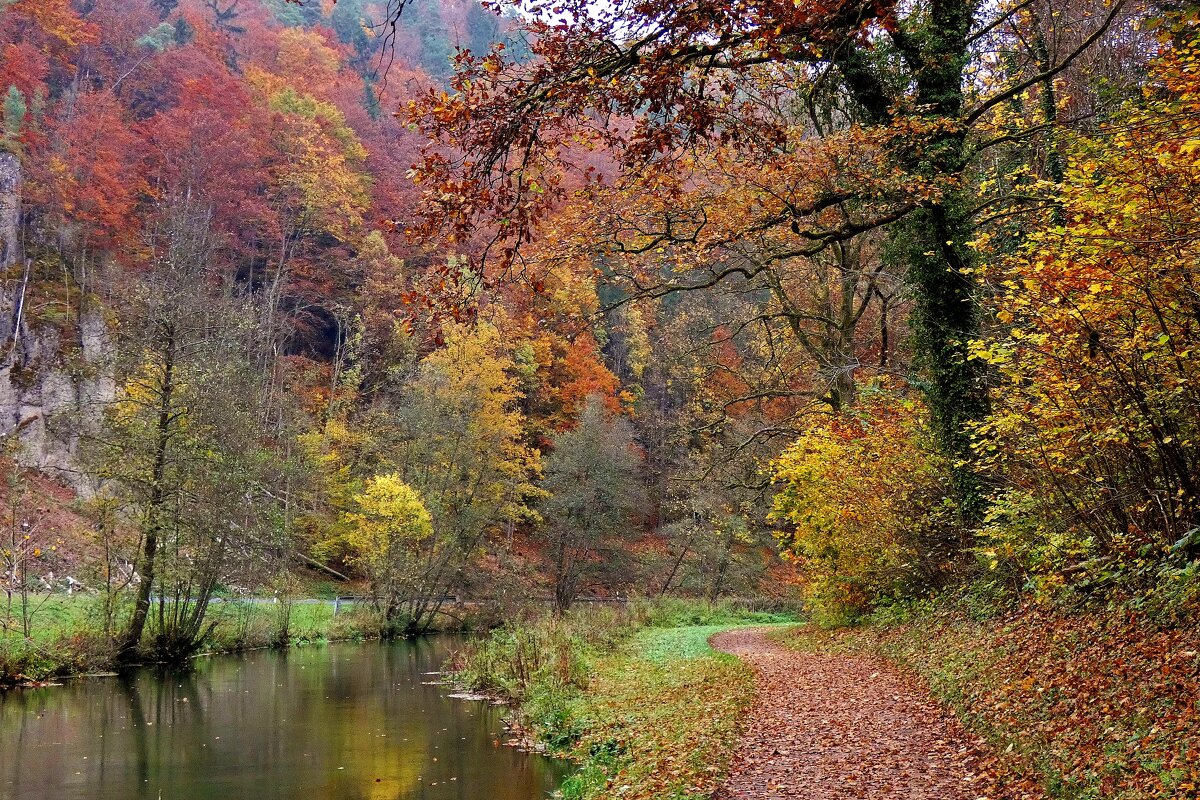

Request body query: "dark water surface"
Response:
[0, 638, 566, 800]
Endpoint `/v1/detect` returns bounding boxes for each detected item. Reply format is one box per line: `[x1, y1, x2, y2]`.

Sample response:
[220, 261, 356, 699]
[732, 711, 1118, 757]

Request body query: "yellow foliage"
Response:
[340, 473, 434, 611]
[344, 474, 433, 561]
[411, 321, 545, 526]
[244, 66, 371, 239]
[973, 39, 1200, 557]
[770, 387, 954, 618]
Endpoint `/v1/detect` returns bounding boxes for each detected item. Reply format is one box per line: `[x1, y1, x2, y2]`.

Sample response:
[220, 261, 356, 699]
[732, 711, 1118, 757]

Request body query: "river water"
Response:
[0, 637, 567, 800]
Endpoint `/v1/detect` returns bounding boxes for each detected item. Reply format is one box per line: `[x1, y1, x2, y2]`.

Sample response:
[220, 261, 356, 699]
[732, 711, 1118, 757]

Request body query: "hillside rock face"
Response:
[0, 153, 115, 490]
[0, 304, 115, 490]
[0, 152, 19, 269]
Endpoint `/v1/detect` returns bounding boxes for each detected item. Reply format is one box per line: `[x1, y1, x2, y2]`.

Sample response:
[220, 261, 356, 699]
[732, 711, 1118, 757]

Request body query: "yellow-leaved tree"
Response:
[359, 320, 543, 632]
[343, 474, 434, 626]
[769, 386, 958, 621]
[970, 34, 1200, 591]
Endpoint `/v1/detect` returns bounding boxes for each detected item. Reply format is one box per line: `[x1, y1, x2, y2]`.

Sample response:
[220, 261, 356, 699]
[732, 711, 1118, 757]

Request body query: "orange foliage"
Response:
[0, 42, 50, 100]
[2, 0, 97, 50]
[30, 92, 147, 253]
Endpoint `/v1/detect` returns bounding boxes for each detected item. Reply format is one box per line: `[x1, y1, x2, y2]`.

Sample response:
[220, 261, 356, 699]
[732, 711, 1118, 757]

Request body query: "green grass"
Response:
[449, 599, 800, 800]
[632, 595, 798, 628]
[1, 595, 380, 681]
[1, 594, 99, 643]
[554, 624, 758, 800]
[633, 624, 743, 662]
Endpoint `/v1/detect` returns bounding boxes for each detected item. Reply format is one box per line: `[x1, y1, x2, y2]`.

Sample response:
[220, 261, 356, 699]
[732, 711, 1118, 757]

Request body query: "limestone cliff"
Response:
[0, 151, 19, 269]
[0, 153, 115, 489]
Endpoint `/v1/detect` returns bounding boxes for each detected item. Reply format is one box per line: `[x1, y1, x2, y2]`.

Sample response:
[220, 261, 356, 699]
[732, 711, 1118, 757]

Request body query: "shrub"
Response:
[770, 384, 962, 621]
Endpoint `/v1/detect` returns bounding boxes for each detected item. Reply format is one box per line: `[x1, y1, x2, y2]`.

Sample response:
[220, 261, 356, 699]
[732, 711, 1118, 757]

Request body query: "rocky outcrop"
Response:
[0, 151, 20, 269]
[0, 303, 115, 490]
[0, 154, 115, 490]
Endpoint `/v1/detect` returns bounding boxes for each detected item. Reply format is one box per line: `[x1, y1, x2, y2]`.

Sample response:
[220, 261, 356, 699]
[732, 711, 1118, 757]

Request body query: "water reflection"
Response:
[0, 638, 566, 800]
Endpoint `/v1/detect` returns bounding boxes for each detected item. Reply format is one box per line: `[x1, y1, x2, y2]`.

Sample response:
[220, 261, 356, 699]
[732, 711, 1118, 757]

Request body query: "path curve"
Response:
[711, 627, 1006, 799]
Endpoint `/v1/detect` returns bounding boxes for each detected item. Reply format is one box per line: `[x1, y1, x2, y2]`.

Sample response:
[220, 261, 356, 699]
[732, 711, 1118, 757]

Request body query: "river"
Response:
[0, 637, 567, 800]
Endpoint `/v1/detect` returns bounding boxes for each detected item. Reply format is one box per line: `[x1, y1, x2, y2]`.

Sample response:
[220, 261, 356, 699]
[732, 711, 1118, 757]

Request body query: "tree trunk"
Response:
[887, 0, 990, 517]
[119, 322, 176, 660]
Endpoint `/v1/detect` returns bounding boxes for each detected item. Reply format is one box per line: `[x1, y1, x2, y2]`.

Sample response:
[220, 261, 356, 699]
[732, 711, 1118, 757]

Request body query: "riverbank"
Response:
[780, 605, 1200, 799]
[1, 595, 403, 684]
[556, 624, 756, 799]
[1, 594, 784, 686]
[448, 600, 794, 799]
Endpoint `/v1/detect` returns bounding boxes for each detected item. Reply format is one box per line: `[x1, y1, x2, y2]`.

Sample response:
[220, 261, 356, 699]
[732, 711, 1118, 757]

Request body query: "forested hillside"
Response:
[0, 0, 788, 671]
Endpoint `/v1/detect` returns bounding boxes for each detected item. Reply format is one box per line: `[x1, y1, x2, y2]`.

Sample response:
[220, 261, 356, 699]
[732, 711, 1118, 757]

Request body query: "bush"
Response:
[1, 628, 116, 683]
[448, 597, 795, 756]
[770, 384, 963, 621]
[450, 614, 611, 705]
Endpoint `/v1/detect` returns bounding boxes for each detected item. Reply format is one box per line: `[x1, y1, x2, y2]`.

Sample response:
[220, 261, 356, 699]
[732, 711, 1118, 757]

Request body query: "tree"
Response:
[657, 482, 773, 602]
[970, 31, 1200, 582]
[256, 80, 372, 242]
[30, 90, 147, 261]
[770, 384, 958, 619]
[3, 87, 26, 144]
[404, 0, 453, 81]
[138, 69, 273, 263]
[540, 394, 643, 612]
[1, 459, 62, 641]
[92, 200, 291, 662]
[242, 67, 372, 350]
[0, 0, 97, 52]
[367, 320, 543, 631]
[343, 473, 435, 626]
[463, 1, 500, 58]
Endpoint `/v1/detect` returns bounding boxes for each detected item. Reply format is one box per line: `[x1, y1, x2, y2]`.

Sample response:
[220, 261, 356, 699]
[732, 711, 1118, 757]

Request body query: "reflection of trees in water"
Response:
[115, 673, 151, 798]
[0, 640, 565, 799]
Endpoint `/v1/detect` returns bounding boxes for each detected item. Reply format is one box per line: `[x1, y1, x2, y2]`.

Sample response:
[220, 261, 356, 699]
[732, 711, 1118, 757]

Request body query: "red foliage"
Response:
[0, 0, 97, 52]
[0, 42, 51, 100]
[27, 91, 147, 254]
[139, 72, 274, 256]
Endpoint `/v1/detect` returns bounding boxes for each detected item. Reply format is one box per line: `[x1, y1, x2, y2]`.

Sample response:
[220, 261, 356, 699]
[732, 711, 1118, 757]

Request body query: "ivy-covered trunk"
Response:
[895, 0, 990, 518]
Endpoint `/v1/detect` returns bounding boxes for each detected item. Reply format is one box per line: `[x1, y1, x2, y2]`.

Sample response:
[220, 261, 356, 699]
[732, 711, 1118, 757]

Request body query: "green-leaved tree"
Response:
[541, 394, 643, 612]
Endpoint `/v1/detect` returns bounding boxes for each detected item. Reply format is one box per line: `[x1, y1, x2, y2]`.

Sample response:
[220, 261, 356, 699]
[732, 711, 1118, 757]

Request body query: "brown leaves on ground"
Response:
[798, 606, 1200, 799]
[711, 627, 1033, 800]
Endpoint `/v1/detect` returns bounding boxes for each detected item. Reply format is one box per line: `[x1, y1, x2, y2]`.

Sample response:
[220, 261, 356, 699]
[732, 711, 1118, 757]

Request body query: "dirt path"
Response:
[710, 627, 1009, 799]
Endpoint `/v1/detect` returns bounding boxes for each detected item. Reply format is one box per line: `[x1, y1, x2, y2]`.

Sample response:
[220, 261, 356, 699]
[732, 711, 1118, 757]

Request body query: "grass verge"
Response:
[450, 598, 796, 800]
[555, 624, 756, 800]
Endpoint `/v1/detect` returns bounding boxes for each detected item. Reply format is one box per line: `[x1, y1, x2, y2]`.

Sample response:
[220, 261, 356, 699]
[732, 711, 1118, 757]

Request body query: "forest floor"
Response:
[710, 627, 1026, 800]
